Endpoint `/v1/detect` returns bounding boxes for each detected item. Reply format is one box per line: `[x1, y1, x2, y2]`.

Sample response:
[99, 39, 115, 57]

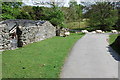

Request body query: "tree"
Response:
[69, 0, 78, 22]
[76, 4, 83, 28]
[42, 3, 65, 27]
[1, 2, 22, 20]
[113, 1, 120, 30]
[32, 6, 46, 20]
[87, 2, 118, 31]
[62, 0, 83, 28]
[17, 6, 33, 19]
[17, 6, 46, 20]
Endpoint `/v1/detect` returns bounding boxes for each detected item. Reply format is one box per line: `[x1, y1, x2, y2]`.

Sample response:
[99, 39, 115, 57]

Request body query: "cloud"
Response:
[22, 0, 120, 7]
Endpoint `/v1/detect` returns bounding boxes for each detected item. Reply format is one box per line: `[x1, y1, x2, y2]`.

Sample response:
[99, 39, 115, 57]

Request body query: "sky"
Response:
[22, 0, 120, 7]
[22, 0, 86, 7]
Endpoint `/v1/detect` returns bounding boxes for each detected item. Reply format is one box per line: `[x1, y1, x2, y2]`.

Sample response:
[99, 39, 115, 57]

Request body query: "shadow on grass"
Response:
[108, 46, 120, 61]
[108, 35, 120, 61]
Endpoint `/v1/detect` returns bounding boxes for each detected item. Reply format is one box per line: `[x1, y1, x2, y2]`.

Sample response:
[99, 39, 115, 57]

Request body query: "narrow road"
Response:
[60, 33, 119, 78]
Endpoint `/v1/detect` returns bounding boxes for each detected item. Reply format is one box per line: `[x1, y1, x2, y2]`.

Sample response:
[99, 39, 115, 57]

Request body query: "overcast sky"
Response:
[22, 0, 119, 7]
[22, 0, 91, 7]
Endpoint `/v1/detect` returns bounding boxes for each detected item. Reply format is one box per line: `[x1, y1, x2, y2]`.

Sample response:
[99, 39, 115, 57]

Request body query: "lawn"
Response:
[66, 21, 88, 29]
[0, 54, 2, 79]
[2, 33, 84, 78]
[109, 34, 120, 54]
[109, 34, 119, 45]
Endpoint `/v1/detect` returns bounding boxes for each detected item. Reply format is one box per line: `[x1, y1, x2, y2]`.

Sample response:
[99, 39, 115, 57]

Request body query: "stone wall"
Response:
[0, 23, 11, 50]
[0, 20, 56, 50]
[20, 21, 56, 46]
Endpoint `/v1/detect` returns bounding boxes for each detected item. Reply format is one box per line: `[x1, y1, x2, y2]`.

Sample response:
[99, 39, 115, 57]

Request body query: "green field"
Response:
[109, 34, 119, 45]
[109, 34, 120, 54]
[0, 54, 2, 79]
[66, 21, 88, 29]
[2, 33, 84, 78]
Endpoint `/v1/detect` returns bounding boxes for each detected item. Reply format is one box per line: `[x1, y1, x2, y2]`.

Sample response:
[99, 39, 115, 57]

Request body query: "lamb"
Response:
[75, 31, 80, 33]
[96, 30, 103, 33]
[75, 32, 78, 33]
[65, 31, 70, 36]
[102, 31, 105, 33]
[91, 31, 96, 34]
[111, 30, 118, 33]
[81, 30, 89, 33]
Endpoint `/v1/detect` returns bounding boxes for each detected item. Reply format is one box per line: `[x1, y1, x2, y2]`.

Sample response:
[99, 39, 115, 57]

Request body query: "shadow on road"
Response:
[107, 46, 120, 61]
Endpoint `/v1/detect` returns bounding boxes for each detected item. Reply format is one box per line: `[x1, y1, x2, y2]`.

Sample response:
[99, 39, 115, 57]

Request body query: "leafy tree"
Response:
[62, 0, 83, 28]
[17, 6, 45, 20]
[17, 6, 33, 19]
[32, 6, 46, 20]
[76, 4, 83, 28]
[43, 4, 65, 27]
[69, 1, 78, 22]
[1, 2, 22, 20]
[113, 1, 120, 30]
[87, 2, 118, 31]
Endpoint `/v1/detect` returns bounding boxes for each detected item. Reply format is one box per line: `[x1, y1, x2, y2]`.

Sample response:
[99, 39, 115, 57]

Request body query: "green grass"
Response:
[0, 54, 2, 79]
[66, 21, 88, 29]
[2, 33, 84, 78]
[109, 34, 119, 45]
[109, 34, 120, 54]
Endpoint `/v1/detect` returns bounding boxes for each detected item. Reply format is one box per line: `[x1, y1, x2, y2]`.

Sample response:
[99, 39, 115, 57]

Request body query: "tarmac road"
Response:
[60, 33, 119, 78]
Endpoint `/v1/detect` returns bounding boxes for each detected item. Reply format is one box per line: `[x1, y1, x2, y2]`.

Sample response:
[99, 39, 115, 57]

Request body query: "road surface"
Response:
[60, 33, 119, 78]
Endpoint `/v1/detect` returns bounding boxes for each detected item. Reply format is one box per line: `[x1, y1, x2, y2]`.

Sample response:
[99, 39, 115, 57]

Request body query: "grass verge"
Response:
[0, 54, 2, 79]
[109, 34, 119, 45]
[109, 34, 120, 54]
[66, 21, 88, 29]
[2, 33, 84, 78]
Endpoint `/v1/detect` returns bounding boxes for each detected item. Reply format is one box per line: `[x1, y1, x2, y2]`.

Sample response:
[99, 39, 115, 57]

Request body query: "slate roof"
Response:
[0, 19, 46, 25]
[0, 19, 46, 31]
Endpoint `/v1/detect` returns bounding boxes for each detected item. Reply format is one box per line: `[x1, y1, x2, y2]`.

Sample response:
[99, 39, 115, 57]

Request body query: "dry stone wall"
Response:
[0, 20, 56, 50]
[21, 21, 56, 45]
[0, 24, 11, 50]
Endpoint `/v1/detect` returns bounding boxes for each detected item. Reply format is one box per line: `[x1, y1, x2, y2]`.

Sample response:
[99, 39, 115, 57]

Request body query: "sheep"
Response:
[102, 31, 105, 33]
[81, 30, 89, 33]
[111, 30, 118, 33]
[75, 32, 78, 33]
[75, 31, 80, 33]
[65, 31, 70, 36]
[60, 33, 64, 37]
[96, 30, 103, 33]
[91, 31, 96, 34]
